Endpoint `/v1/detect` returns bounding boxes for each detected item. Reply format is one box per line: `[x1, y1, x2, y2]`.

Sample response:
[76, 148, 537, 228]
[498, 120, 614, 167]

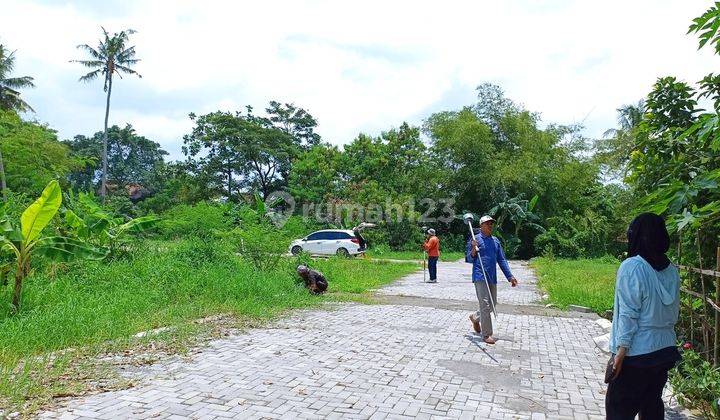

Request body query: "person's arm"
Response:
[465, 237, 477, 263]
[496, 239, 517, 285]
[614, 265, 643, 348]
[611, 264, 644, 379]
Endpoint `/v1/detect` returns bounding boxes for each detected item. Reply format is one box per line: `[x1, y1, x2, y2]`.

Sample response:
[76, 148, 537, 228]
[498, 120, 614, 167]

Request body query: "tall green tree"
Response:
[629, 77, 700, 194]
[264, 101, 321, 185]
[0, 110, 78, 195]
[289, 144, 343, 203]
[424, 88, 608, 256]
[0, 45, 35, 202]
[342, 123, 439, 202]
[183, 109, 293, 200]
[65, 124, 167, 192]
[183, 112, 244, 200]
[266, 101, 321, 147]
[72, 27, 141, 201]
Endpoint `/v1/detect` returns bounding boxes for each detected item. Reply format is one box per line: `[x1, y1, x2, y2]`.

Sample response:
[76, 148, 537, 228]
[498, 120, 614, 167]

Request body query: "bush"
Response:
[169, 237, 232, 267]
[226, 203, 261, 227]
[103, 194, 140, 219]
[159, 202, 230, 239]
[0, 191, 31, 219]
[441, 233, 467, 253]
[534, 227, 585, 259]
[533, 210, 623, 259]
[670, 348, 720, 419]
[279, 216, 322, 240]
[237, 225, 287, 271]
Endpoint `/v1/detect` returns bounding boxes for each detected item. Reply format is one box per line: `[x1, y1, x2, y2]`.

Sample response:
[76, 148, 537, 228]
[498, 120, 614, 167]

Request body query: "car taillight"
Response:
[351, 238, 359, 244]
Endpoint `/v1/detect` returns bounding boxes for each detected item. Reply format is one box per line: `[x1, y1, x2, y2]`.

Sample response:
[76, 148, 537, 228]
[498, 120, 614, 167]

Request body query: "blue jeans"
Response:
[428, 256, 438, 281]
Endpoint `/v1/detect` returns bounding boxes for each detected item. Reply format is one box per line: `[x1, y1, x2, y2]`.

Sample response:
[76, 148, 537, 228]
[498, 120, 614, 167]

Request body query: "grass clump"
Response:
[531, 257, 618, 313]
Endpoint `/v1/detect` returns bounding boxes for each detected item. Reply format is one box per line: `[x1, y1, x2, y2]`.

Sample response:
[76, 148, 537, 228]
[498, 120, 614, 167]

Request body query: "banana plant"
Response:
[0, 180, 106, 312]
[488, 193, 545, 257]
[62, 191, 158, 258]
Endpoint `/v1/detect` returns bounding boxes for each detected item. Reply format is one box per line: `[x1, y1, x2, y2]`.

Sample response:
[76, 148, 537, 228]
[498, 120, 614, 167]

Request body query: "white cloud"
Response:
[2, 0, 718, 160]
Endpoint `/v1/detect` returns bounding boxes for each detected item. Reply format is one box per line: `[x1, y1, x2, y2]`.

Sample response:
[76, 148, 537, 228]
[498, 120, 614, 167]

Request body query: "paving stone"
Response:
[38, 261, 692, 419]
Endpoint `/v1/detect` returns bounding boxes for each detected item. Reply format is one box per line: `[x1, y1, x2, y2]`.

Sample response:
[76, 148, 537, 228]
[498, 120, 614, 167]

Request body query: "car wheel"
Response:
[336, 247, 350, 257]
[291, 245, 303, 255]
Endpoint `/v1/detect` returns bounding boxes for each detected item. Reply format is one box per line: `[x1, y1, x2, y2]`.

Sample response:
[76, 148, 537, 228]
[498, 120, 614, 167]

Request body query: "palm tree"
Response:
[0, 44, 35, 202]
[596, 100, 646, 179]
[72, 27, 141, 200]
[0, 45, 35, 113]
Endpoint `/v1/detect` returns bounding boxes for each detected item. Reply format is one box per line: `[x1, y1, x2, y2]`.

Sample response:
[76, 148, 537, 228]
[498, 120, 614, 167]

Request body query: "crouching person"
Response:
[296, 265, 328, 294]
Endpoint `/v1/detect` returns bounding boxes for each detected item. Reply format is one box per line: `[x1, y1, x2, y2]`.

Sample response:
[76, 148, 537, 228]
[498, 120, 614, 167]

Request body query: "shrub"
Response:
[279, 216, 322, 240]
[169, 237, 233, 267]
[534, 227, 584, 259]
[159, 202, 230, 239]
[442, 233, 467, 253]
[226, 203, 261, 227]
[103, 194, 140, 218]
[237, 225, 287, 271]
[670, 348, 720, 419]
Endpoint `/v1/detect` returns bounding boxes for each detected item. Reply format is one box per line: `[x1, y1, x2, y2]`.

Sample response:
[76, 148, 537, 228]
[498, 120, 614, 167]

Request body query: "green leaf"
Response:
[35, 236, 108, 262]
[254, 192, 266, 215]
[0, 238, 19, 257]
[676, 210, 697, 231]
[64, 209, 89, 238]
[528, 195, 539, 212]
[0, 217, 22, 244]
[20, 180, 62, 244]
[111, 215, 158, 236]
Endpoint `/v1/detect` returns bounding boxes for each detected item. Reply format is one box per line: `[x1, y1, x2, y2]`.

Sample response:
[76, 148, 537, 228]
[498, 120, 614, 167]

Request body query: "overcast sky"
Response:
[2, 0, 717, 159]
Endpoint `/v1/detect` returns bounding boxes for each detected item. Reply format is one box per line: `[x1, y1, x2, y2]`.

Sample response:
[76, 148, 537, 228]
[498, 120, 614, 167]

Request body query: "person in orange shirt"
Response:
[422, 228, 440, 283]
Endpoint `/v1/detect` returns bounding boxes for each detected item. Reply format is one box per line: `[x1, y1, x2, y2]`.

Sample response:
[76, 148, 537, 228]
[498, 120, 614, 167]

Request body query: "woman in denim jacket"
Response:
[606, 213, 681, 419]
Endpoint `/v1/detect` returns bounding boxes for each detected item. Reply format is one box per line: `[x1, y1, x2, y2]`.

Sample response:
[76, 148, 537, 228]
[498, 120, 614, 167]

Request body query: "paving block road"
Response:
[39, 260, 692, 419]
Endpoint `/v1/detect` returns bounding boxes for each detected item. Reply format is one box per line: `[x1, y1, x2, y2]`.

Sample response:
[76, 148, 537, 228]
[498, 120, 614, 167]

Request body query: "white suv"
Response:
[289, 226, 373, 257]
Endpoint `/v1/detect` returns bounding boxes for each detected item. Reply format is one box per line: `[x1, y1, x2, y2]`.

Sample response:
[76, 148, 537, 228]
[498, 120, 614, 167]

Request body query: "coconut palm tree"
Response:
[72, 27, 141, 200]
[596, 100, 646, 179]
[0, 44, 35, 202]
[0, 45, 35, 113]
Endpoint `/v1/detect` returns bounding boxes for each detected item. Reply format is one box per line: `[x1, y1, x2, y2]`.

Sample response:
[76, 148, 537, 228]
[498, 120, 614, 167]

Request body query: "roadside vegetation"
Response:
[3, 3, 720, 415]
[532, 257, 617, 313]
[0, 186, 416, 414]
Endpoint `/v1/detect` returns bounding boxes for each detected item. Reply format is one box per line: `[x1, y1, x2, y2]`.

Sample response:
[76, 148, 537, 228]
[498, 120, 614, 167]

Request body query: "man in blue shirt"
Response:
[466, 215, 518, 344]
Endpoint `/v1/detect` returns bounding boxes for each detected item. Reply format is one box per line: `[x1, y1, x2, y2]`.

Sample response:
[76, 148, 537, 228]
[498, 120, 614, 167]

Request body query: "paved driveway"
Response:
[39, 260, 690, 419]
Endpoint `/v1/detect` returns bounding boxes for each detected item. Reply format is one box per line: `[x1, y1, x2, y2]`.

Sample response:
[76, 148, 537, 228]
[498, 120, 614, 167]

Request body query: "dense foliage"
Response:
[3, 3, 720, 415]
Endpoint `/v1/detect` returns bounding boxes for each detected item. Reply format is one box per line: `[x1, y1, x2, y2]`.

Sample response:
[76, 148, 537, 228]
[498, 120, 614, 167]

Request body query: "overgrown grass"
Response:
[0, 239, 417, 413]
[364, 249, 465, 261]
[531, 257, 618, 313]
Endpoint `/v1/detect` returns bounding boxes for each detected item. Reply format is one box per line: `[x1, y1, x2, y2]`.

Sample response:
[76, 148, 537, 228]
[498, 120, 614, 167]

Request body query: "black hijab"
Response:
[627, 212, 671, 271]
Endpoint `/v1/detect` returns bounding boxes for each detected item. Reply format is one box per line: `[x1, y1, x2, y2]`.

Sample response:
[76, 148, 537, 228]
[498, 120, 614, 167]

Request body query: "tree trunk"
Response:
[11, 256, 27, 313]
[227, 167, 232, 201]
[0, 146, 7, 203]
[100, 75, 113, 202]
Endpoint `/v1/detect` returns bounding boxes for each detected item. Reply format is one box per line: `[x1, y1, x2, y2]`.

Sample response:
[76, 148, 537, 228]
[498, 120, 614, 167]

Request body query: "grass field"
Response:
[531, 257, 619, 313]
[0, 239, 417, 413]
